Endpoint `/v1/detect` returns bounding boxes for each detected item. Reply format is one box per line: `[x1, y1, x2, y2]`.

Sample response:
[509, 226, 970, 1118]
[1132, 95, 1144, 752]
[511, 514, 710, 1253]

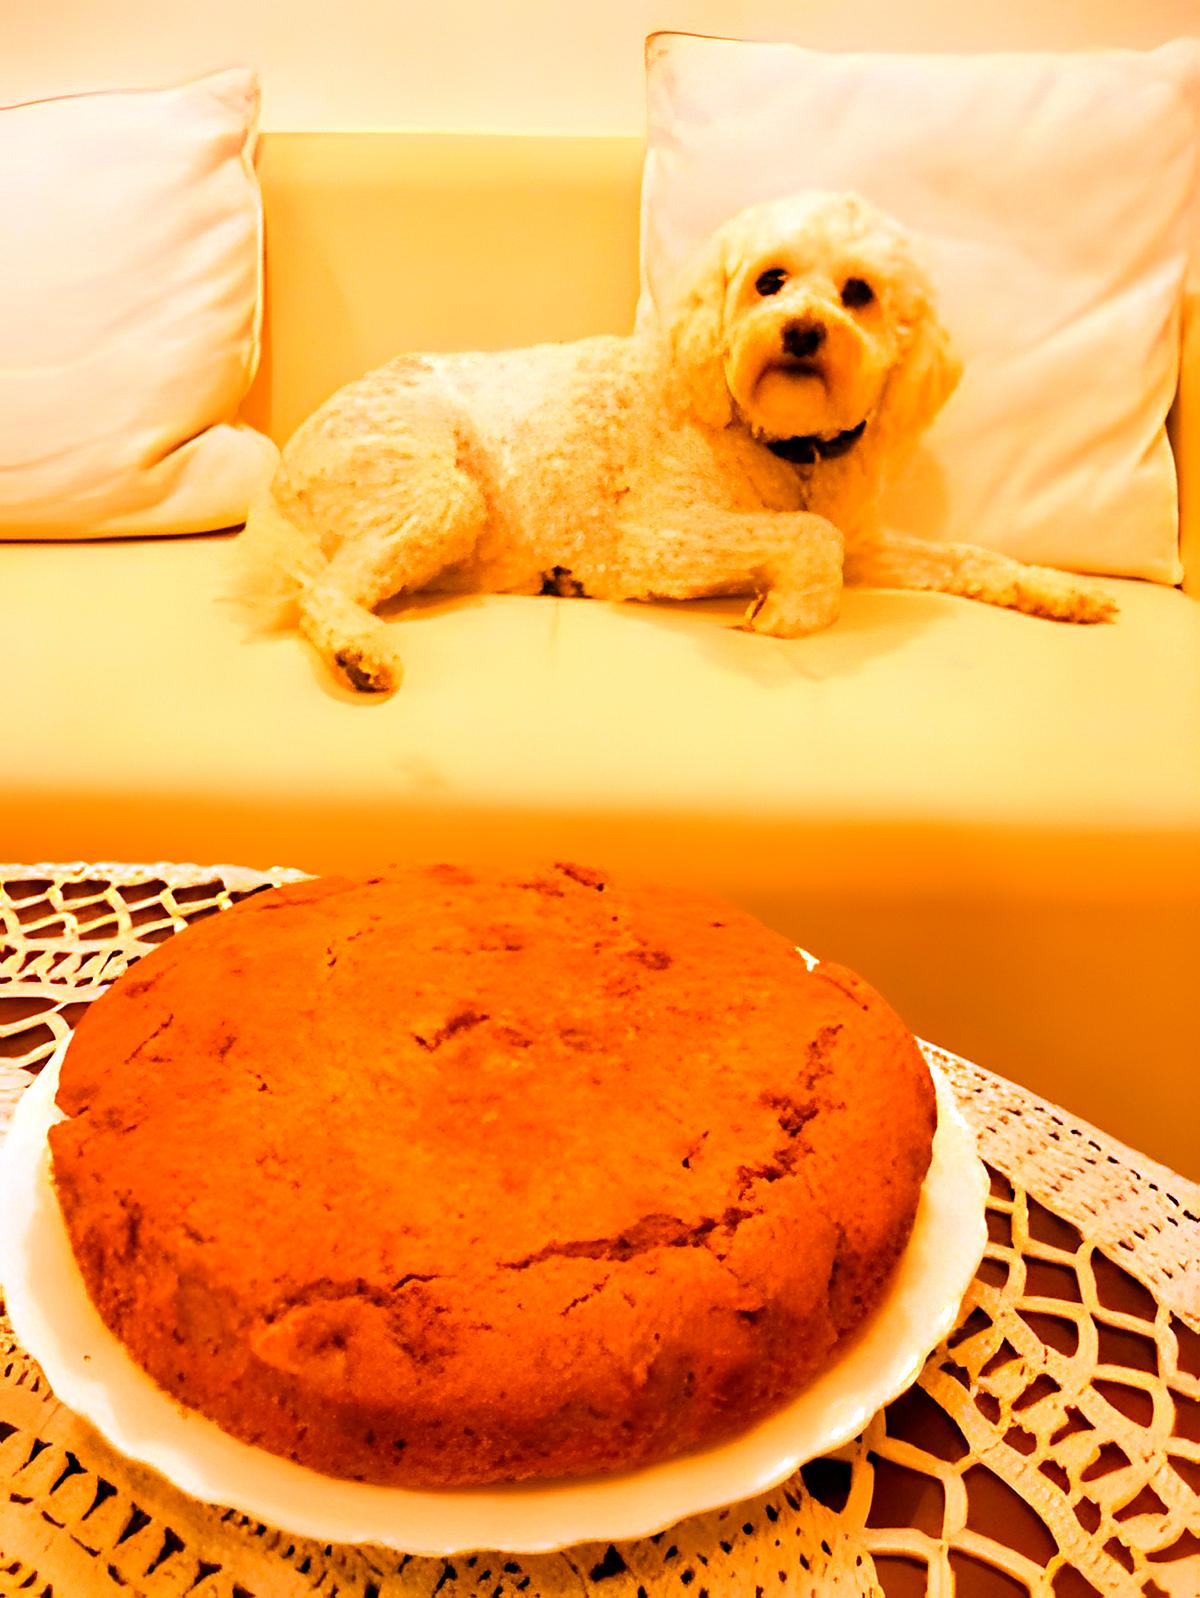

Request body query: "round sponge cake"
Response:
[49, 863, 935, 1487]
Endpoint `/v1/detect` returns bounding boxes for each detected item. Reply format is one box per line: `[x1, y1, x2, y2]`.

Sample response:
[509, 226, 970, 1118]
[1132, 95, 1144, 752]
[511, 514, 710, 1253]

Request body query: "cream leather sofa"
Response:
[4, 134, 1198, 1174]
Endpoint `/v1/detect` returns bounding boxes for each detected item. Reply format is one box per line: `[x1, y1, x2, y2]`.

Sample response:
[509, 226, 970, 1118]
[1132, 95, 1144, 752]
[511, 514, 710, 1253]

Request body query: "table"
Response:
[0, 863, 1196, 1598]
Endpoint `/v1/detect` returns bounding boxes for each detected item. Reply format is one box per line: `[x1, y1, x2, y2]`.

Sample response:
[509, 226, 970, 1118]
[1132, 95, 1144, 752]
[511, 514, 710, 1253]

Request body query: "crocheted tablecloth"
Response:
[0, 863, 1196, 1598]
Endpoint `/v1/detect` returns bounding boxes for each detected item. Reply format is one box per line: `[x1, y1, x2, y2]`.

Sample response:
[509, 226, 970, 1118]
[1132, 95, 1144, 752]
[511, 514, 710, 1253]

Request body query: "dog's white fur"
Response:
[241, 191, 1115, 692]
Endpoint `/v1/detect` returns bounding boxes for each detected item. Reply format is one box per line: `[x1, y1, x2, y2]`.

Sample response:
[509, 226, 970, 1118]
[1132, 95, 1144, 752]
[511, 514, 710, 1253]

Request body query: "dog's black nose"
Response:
[783, 321, 826, 360]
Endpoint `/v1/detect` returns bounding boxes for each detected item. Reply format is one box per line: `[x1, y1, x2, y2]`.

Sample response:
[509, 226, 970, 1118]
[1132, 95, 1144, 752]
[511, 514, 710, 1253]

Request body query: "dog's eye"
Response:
[841, 277, 875, 309]
[755, 268, 788, 297]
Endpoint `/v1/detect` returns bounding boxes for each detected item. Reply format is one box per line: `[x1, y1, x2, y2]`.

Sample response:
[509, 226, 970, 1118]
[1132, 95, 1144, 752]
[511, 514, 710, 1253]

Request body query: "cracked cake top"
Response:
[50, 862, 936, 1486]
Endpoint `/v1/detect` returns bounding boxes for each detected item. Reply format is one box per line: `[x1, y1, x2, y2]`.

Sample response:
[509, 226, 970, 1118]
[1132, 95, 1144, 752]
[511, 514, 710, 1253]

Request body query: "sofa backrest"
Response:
[242, 131, 1199, 594]
[241, 133, 644, 446]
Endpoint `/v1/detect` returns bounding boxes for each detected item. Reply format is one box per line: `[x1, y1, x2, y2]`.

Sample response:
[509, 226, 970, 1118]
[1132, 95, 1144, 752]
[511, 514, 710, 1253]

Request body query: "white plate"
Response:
[0, 1038, 986, 1555]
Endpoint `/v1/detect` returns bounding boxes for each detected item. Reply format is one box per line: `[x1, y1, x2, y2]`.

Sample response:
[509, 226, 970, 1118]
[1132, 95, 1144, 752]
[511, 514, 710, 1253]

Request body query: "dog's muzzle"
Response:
[766, 420, 867, 465]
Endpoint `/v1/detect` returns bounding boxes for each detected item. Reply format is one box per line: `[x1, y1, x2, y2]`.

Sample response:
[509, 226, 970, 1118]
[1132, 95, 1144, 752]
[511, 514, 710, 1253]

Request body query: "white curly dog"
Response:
[243, 191, 1114, 692]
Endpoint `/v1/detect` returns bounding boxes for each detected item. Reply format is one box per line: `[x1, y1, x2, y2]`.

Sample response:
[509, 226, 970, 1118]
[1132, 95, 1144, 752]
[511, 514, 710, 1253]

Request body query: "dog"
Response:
[241, 190, 1115, 693]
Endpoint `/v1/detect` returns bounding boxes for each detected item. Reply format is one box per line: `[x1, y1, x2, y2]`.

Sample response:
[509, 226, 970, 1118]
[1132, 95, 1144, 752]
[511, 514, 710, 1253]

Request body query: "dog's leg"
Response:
[614, 508, 844, 637]
[845, 529, 1117, 623]
[298, 457, 488, 693]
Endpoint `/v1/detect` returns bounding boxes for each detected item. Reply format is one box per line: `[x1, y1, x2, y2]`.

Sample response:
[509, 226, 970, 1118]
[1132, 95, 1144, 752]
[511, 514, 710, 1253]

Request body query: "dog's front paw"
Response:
[1063, 582, 1119, 625]
[334, 648, 400, 694]
[1013, 572, 1118, 625]
[742, 523, 844, 638]
[745, 584, 841, 638]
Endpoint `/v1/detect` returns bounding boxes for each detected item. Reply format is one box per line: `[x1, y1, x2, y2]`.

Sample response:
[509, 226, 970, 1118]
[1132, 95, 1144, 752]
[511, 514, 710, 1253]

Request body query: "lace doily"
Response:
[1, 863, 1197, 1598]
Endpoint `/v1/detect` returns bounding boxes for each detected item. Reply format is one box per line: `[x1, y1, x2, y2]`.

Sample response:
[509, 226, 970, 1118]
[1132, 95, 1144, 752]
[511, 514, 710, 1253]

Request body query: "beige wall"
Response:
[5, 0, 1197, 131]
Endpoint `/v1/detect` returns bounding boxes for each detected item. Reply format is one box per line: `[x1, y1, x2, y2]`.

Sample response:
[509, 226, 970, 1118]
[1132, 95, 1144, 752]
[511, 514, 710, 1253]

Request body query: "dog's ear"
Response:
[663, 226, 734, 429]
[877, 278, 962, 454]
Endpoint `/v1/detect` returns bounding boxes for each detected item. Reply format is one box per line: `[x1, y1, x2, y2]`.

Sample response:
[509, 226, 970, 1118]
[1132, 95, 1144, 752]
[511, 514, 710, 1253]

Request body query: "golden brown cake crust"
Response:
[50, 864, 935, 1487]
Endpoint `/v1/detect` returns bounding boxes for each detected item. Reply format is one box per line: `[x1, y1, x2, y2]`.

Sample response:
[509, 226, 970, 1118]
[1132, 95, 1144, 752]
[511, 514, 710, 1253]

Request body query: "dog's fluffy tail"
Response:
[845, 530, 1117, 623]
[231, 487, 324, 632]
[234, 488, 402, 693]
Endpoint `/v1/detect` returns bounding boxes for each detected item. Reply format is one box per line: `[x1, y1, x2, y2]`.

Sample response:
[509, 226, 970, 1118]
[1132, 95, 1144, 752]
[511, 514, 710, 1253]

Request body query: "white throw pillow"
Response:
[0, 70, 277, 538]
[641, 36, 1200, 584]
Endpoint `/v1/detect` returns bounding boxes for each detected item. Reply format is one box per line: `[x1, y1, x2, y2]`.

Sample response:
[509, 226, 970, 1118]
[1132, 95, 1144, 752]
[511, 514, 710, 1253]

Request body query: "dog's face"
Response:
[667, 192, 960, 462]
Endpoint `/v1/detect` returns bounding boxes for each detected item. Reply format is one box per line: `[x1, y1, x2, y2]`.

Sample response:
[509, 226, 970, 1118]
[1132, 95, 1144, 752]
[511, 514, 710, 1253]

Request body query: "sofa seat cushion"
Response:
[2, 533, 1197, 1171]
[5, 534, 1196, 859]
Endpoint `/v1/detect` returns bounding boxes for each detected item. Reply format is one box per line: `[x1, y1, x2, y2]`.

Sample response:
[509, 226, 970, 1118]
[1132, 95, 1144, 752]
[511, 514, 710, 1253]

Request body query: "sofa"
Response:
[3, 129, 1198, 1176]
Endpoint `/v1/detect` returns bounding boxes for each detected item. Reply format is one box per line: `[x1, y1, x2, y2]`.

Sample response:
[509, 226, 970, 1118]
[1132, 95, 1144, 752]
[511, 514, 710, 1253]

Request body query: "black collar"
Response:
[765, 420, 867, 465]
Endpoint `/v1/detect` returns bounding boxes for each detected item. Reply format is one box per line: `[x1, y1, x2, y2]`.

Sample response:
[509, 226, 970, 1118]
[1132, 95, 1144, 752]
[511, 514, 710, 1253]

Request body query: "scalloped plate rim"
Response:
[0, 1036, 987, 1554]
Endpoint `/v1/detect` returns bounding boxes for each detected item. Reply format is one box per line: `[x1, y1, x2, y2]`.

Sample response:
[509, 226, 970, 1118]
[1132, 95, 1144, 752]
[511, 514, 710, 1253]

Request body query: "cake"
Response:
[49, 863, 936, 1487]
